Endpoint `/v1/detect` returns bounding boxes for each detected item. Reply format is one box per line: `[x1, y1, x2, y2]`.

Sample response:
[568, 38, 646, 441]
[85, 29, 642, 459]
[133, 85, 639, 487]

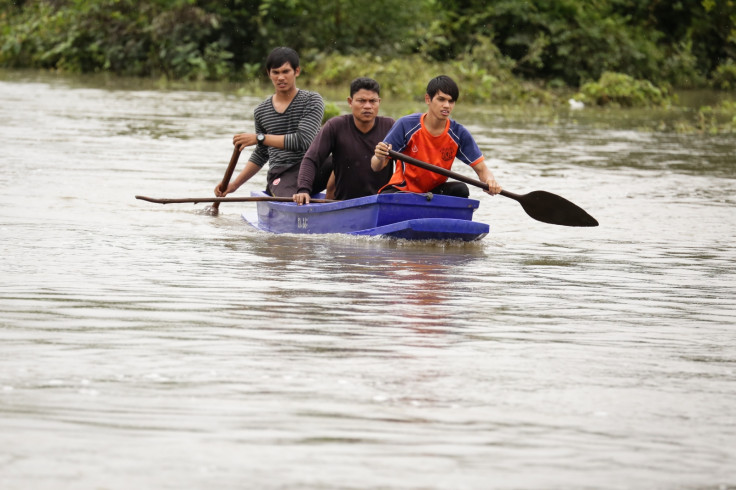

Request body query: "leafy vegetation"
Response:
[1, 0, 734, 112]
[691, 100, 736, 133]
[308, 41, 552, 106]
[576, 72, 671, 108]
[322, 102, 340, 124]
[711, 59, 736, 90]
[0, 0, 235, 79]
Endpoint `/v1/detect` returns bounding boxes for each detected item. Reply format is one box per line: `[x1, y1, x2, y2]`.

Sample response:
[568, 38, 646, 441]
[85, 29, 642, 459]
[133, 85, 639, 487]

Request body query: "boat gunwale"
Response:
[248, 191, 481, 214]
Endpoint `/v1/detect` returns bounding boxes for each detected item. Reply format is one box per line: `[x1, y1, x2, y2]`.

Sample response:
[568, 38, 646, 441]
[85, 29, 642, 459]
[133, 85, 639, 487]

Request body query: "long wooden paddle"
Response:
[387, 149, 598, 227]
[208, 145, 241, 214]
[136, 195, 337, 204]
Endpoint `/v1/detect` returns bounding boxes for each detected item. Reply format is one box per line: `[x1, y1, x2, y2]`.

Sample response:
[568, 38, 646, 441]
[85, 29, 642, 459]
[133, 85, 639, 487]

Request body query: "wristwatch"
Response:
[256, 133, 266, 146]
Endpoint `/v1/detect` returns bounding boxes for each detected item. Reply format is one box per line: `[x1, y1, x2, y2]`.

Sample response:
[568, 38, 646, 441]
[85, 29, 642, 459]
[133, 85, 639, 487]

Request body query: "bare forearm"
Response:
[473, 161, 493, 182]
[372, 142, 392, 172]
[215, 161, 262, 196]
[370, 155, 387, 172]
[472, 161, 502, 195]
[232, 161, 262, 188]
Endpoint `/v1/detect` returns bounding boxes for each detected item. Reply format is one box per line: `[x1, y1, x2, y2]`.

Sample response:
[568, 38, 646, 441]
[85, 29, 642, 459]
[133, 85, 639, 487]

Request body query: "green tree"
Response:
[1, 0, 733, 89]
[414, 0, 734, 86]
[612, 0, 735, 84]
[417, 0, 665, 85]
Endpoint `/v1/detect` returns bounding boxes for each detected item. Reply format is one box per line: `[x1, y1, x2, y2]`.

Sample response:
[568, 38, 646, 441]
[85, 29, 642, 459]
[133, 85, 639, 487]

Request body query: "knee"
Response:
[449, 182, 469, 198]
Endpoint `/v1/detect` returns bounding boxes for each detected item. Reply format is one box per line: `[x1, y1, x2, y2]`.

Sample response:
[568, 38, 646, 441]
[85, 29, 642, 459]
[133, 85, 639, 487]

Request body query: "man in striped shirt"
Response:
[214, 47, 331, 198]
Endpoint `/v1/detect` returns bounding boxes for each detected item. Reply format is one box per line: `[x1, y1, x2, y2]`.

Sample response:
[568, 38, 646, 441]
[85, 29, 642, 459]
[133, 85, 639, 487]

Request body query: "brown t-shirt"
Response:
[297, 114, 395, 200]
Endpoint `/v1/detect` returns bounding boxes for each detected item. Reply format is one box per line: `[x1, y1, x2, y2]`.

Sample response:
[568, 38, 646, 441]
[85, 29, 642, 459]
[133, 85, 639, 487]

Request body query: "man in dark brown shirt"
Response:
[292, 77, 395, 204]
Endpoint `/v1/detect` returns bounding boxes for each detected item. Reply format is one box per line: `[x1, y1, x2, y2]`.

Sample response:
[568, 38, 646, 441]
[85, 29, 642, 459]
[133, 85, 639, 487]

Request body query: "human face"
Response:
[425, 90, 455, 121]
[268, 62, 300, 94]
[348, 89, 380, 126]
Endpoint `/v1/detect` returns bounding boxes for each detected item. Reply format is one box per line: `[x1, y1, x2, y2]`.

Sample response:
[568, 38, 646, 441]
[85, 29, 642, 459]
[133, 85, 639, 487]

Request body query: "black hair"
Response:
[426, 75, 459, 102]
[349, 77, 381, 97]
[265, 47, 300, 72]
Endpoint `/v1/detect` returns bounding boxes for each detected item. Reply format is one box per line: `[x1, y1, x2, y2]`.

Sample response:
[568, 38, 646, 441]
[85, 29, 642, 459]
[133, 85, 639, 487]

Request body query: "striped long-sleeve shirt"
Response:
[250, 89, 324, 170]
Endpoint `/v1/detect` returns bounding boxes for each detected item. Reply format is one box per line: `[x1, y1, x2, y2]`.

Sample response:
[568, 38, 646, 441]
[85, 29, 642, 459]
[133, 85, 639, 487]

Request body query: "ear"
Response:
[294, 66, 301, 77]
[347, 97, 353, 106]
[425, 93, 431, 104]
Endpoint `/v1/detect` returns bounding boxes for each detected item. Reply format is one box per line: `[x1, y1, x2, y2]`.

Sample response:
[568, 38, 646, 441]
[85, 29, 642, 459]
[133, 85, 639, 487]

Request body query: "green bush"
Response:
[322, 102, 341, 124]
[577, 72, 671, 107]
[306, 38, 551, 105]
[307, 52, 435, 100]
[711, 59, 736, 90]
[685, 101, 736, 133]
[1, 0, 238, 80]
[659, 40, 707, 88]
[1, 0, 733, 90]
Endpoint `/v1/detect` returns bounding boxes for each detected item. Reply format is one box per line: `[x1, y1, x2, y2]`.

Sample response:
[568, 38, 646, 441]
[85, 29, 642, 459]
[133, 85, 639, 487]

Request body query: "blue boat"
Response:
[242, 191, 489, 241]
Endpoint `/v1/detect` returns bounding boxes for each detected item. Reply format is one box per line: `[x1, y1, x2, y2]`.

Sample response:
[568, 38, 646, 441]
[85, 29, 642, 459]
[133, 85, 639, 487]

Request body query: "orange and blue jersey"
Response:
[379, 113, 484, 193]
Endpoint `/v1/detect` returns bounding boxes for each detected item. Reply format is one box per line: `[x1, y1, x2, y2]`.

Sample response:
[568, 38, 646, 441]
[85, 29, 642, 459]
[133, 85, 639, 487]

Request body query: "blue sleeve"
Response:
[382, 120, 407, 152]
[453, 122, 484, 166]
[383, 115, 420, 153]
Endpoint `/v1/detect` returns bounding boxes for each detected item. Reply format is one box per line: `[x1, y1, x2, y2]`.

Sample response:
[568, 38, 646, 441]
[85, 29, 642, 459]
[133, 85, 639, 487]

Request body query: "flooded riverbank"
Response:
[1, 70, 735, 489]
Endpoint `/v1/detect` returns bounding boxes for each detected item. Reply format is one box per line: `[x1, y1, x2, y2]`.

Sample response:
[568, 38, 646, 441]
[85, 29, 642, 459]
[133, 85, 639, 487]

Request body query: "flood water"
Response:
[1, 70, 735, 489]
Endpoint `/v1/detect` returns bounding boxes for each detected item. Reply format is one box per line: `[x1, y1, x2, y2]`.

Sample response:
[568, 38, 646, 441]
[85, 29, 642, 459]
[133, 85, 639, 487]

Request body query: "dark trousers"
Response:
[267, 156, 333, 197]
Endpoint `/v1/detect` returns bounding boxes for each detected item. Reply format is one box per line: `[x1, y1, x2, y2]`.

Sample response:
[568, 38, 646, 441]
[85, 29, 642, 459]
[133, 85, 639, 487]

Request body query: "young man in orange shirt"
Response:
[371, 75, 501, 198]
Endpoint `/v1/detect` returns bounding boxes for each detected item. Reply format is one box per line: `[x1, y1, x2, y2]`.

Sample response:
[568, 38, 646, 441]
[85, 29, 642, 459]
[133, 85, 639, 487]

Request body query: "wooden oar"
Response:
[388, 149, 598, 227]
[208, 146, 241, 214]
[136, 195, 337, 204]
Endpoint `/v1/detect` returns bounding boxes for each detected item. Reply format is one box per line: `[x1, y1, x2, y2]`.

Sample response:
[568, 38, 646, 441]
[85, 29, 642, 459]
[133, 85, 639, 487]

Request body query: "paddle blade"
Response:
[515, 191, 599, 227]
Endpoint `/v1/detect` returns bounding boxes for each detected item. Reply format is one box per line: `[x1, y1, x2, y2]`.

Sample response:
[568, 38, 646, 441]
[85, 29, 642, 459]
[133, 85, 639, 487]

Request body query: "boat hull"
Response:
[242, 192, 489, 241]
[350, 218, 489, 241]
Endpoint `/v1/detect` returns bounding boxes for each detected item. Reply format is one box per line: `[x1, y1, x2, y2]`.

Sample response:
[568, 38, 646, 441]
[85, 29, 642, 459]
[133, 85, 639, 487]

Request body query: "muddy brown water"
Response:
[1, 71, 734, 489]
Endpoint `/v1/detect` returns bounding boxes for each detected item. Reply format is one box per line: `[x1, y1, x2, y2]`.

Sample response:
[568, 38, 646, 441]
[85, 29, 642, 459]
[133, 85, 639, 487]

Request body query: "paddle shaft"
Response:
[136, 195, 337, 204]
[386, 149, 598, 227]
[387, 149, 520, 200]
[211, 146, 241, 211]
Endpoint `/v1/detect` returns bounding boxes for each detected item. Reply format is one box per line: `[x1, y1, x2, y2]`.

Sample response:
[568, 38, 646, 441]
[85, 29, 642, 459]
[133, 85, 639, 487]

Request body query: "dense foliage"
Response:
[576, 72, 670, 107]
[1, 0, 734, 96]
[419, 0, 736, 88]
[0, 0, 428, 79]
